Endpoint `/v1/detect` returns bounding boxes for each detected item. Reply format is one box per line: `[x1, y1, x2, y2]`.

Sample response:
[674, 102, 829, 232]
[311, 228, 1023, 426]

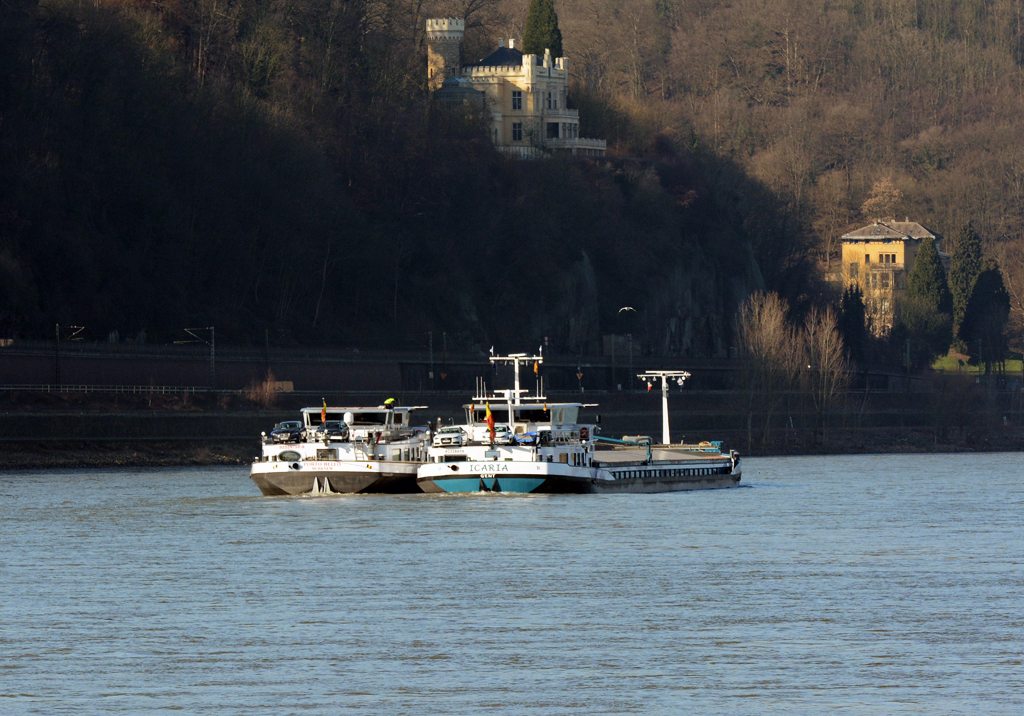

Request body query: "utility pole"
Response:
[628, 333, 634, 392]
[210, 326, 215, 391]
[54, 323, 60, 388]
[178, 327, 215, 391]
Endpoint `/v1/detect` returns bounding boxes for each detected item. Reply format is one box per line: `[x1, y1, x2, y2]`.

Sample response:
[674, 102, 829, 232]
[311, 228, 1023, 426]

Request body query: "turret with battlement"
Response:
[426, 18, 464, 90]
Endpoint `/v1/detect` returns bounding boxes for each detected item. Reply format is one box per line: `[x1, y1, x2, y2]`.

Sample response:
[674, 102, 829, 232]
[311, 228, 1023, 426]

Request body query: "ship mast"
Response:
[637, 370, 691, 445]
[489, 352, 543, 405]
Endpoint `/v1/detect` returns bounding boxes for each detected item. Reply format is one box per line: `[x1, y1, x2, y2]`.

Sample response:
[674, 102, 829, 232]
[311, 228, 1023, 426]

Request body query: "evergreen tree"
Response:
[907, 239, 953, 314]
[898, 297, 952, 370]
[960, 260, 1011, 374]
[838, 284, 867, 364]
[897, 239, 955, 369]
[949, 222, 982, 341]
[522, 0, 563, 58]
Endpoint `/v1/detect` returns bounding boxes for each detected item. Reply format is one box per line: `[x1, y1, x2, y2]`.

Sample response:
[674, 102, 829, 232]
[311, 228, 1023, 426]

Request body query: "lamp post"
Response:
[637, 370, 691, 445]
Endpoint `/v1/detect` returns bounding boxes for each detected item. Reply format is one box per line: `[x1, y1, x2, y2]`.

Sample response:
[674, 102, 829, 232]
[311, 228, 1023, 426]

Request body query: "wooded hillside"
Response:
[553, 0, 1024, 244]
[3, 0, 1022, 354]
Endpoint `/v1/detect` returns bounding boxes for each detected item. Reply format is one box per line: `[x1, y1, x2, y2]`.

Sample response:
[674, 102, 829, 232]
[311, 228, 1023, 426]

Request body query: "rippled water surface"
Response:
[2, 454, 1023, 714]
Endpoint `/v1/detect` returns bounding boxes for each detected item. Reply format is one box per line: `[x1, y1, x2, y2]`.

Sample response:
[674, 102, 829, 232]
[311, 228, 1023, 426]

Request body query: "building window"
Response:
[547, 91, 553, 109]
[849, 262, 859, 279]
[865, 254, 871, 263]
[547, 122, 559, 139]
[882, 253, 896, 264]
[511, 90, 522, 110]
[880, 273, 891, 289]
[512, 122, 523, 141]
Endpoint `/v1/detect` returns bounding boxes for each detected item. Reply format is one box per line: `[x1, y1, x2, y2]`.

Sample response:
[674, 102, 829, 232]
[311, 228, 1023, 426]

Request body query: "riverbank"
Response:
[0, 441, 255, 470]
[2, 426, 1022, 470]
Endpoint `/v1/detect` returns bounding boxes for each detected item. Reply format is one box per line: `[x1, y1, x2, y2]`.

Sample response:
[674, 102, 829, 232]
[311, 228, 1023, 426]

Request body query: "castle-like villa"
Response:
[426, 18, 606, 158]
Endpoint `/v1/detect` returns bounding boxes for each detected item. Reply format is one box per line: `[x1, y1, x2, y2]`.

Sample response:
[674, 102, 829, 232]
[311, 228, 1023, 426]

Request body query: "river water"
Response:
[1, 453, 1022, 714]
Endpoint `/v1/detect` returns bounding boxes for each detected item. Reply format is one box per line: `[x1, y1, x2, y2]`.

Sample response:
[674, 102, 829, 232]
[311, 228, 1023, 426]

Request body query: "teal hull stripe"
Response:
[431, 477, 546, 493]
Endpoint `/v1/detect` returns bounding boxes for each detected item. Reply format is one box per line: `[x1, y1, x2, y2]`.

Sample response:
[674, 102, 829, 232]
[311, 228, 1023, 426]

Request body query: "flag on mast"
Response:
[485, 402, 495, 443]
[321, 398, 327, 423]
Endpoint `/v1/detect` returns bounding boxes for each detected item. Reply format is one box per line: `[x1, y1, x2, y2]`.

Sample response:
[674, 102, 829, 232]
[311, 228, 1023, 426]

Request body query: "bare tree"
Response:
[802, 306, 848, 444]
[860, 176, 904, 221]
[736, 292, 802, 451]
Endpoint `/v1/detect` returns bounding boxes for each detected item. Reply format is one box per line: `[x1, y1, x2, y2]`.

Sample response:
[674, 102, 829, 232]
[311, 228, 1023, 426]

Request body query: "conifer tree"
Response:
[949, 222, 983, 339]
[907, 239, 953, 315]
[838, 284, 867, 364]
[522, 0, 563, 58]
[960, 260, 1011, 374]
[900, 238, 954, 367]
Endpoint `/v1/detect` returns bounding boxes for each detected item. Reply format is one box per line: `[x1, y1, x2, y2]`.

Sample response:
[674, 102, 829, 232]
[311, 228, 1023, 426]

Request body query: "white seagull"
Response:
[618, 306, 637, 314]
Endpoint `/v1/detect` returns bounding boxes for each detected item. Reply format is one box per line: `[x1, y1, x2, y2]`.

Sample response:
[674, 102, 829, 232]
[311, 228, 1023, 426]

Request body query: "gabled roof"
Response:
[470, 47, 523, 67]
[841, 221, 937, 242]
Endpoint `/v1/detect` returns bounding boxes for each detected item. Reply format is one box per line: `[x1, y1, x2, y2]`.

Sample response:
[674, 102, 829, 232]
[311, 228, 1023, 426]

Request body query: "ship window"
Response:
[512, 90, 522, 110]
[392, 449, 401, 461]
[348, 412, 389, 425]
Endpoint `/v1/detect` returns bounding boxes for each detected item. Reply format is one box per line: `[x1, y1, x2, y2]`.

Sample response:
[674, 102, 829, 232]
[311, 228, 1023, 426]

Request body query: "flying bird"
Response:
[618, 306, 637, 314]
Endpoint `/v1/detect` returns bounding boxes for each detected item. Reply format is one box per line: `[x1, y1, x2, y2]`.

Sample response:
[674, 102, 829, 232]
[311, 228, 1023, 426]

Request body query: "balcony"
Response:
[497, 145, 545, 159]
[542, 137, 607, 155]
[865, 265, 906, 291]
[544, 108, 580, 119]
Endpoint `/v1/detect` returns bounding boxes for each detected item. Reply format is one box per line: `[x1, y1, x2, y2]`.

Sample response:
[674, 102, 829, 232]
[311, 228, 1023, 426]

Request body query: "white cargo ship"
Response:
[250, 404, 430, 495]
[416, 353, 741, 494]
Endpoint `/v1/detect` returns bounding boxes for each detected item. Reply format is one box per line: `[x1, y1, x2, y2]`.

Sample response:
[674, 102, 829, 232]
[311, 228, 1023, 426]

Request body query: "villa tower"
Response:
[426, 18, 464, 90]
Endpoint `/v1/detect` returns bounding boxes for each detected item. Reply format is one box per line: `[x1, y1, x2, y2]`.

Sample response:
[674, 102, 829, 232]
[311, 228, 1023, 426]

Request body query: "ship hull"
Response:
[416, 462, 741, 494]
[250, 461, 420, 496]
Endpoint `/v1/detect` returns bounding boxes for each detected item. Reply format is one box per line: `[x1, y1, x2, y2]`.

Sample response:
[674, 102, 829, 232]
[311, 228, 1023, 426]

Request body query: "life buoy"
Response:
[580, 427, 590, 440]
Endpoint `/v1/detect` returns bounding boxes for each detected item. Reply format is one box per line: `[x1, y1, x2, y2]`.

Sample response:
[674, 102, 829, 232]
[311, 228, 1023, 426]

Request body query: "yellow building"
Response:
[426, 18, 606, 157]
[840, 220, 948, 334]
